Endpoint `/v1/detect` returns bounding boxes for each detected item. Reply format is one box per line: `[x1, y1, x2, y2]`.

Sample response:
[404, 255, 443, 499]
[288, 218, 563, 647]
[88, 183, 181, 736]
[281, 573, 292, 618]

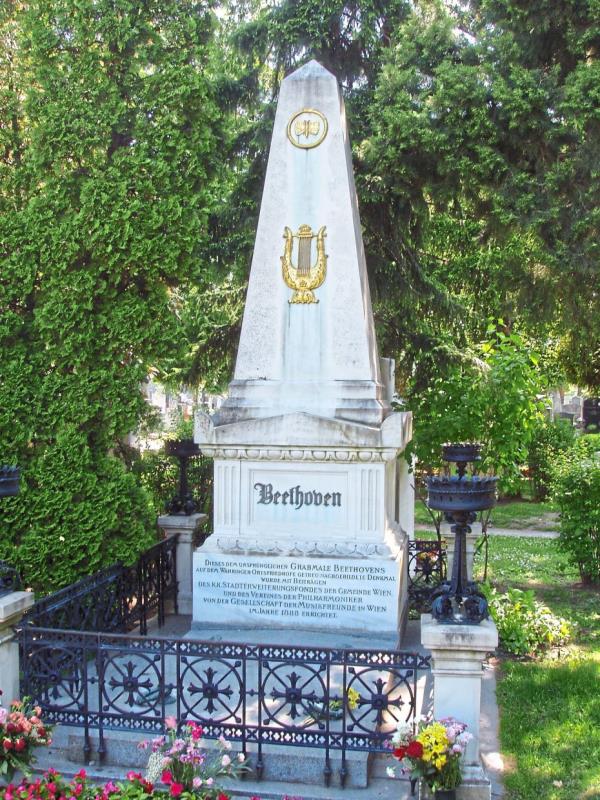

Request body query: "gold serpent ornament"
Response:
[281, 224, 327, 304]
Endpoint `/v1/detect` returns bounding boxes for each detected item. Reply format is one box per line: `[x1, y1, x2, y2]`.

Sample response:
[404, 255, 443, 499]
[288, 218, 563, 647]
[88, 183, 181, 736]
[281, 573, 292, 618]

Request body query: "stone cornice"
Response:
[197, 446, 400, 462]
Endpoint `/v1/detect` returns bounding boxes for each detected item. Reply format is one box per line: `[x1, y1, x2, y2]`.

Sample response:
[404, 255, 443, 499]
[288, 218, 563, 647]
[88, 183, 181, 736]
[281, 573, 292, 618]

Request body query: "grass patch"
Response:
[482, 537, 600, 799]
[473, 536, 577, 587]
[497, 655, 600, 800]
[414, 498, 558, 530]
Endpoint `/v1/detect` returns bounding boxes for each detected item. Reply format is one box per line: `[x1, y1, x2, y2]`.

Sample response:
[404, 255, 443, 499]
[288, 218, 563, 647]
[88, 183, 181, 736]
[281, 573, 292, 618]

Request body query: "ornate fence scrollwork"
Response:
[407, 539, 447, 613]
[21, 535, 178, 635]
[20, 630, 430, 787]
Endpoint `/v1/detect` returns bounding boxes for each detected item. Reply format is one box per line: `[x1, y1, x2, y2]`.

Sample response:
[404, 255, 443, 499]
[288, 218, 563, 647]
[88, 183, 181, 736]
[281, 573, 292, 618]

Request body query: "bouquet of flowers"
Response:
[140, 717, 247, 798]
[388, 718, 471, 793]
[0, 696, 53, 781]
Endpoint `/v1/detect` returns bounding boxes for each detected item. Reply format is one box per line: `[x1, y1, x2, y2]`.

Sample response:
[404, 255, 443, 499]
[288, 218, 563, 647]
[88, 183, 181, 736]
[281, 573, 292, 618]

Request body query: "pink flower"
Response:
[161, 771, 173, 785]
[237, 753, 246, 762]
[169, 783, 184, 797]
[192, 778, 202, 789]
[164, 716, 177, 730]
[221, 754, 231, 767]
[187, 722, 202, 741]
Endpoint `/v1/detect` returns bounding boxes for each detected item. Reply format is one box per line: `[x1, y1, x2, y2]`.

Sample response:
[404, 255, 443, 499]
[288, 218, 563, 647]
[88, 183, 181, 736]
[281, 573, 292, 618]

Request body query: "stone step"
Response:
[32, 746, 413, 800]
[34, 726, 405, 794]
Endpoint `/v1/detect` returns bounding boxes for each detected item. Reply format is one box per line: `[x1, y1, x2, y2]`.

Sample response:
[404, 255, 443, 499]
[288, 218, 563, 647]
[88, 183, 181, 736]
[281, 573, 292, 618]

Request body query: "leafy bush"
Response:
[482, 585, 571, 655]
[0, 434, 155, 594]
[551, 438, 600, 585]
[408, 326, 545, 495]
[131, 449, 212, 521]
[527, 417, 576, 500]
[0, 0, 219, 595]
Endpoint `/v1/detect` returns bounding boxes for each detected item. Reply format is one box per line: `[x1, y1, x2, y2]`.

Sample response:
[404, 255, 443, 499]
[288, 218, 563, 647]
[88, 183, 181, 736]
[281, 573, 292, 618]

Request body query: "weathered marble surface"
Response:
[193, 61, 413, 639]
[215, 60, 386, 427]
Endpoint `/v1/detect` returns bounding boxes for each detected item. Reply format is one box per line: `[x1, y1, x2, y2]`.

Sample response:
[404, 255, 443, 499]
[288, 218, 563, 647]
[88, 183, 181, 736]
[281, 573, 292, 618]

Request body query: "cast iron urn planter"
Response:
[0, 465, 19, 498]
[427, 443, 497, 624]
[165, 439, 201, 515]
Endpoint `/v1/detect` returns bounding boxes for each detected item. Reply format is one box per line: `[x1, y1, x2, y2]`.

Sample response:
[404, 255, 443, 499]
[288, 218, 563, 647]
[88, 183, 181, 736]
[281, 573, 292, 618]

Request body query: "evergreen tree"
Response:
[0, 0, 220, 591]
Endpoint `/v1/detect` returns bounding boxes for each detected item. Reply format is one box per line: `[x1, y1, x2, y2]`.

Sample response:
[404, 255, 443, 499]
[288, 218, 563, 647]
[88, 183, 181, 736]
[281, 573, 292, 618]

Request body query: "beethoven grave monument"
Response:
[193, 61, 414, 640]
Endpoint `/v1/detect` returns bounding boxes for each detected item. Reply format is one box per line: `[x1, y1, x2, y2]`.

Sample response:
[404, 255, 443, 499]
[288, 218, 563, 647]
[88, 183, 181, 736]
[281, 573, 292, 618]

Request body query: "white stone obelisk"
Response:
[193, 61, 413, 641]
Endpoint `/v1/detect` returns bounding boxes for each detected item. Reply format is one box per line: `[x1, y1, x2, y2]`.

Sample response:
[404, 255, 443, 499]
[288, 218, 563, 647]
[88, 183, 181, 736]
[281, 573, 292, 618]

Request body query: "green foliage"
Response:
[367, 0, 600, 388]
[527, 417, 577, 501]
[482, 585, 571, 656]
[0, 0, 220, 593]
[132, 449, 212, 521]
[551, 439, 600, 585]
[407, 325, 545, 494]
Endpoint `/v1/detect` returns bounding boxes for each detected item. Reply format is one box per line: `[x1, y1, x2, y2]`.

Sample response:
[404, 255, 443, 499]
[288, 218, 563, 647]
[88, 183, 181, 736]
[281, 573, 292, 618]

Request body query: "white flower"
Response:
[221, 754, 231, 767]
[145, 751, 165, 783]
[218, 735, 233, 750]
[386, 767, 396, 778]
[237, 753, 246, 763]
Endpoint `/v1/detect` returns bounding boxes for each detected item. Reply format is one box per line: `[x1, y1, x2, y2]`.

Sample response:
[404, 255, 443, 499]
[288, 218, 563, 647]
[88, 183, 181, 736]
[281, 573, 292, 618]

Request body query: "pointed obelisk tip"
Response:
[284, 59, 336, 83]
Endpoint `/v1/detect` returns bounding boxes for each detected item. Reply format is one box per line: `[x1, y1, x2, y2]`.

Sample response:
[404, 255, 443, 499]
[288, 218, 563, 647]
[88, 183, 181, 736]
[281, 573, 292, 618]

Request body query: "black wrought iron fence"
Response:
[21, 536, 178, 635]
[407, 539, 447, 613]
[19, 627, 431, 786]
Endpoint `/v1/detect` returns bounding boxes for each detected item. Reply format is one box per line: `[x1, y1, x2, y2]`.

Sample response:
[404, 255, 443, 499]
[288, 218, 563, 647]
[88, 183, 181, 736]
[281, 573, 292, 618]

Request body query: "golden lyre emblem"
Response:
[286, 109, 328, 149]
[281, 225, 328, 304]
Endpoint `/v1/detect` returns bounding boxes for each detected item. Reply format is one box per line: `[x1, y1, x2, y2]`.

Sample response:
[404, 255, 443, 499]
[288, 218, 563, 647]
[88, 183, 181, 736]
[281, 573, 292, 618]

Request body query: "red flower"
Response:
[126, 772, 142, 782]
[217, 794, 230, 800]
[142, 781, 154, 793]
[3, 738, 13, 750]
[14, 737, 26, 752]
[406, 740, 424, 759]
[393, 746, 407, 760]
[161, 771, 173, 785]
[169, 783, 184, 797]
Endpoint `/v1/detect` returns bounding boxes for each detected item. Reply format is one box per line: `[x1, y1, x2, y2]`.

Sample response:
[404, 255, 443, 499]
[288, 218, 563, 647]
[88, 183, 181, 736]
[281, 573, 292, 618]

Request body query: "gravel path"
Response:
[415, 523, 558, 539]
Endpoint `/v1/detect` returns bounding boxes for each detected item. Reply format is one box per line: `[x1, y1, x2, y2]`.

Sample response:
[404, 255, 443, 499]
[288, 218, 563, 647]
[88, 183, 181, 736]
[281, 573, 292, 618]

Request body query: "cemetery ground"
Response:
[458, 534, 599, 800]
[414, 497, 559, 532]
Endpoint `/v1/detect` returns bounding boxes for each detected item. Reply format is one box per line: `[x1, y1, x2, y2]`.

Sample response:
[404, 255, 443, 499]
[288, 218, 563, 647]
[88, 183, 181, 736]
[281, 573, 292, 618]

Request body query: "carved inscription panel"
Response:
[193, 553, 400, 632]
[246, 467, 350, 535]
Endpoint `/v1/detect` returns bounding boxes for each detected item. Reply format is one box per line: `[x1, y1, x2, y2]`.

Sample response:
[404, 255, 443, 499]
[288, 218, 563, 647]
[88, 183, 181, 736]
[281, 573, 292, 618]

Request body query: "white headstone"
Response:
[194, 61, 413, 641]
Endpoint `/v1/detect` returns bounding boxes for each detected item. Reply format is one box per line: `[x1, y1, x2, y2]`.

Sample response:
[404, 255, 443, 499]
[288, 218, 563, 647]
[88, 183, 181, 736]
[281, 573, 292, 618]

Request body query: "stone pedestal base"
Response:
[418, 765, 491, 800]
[421, 614, 498, 800]
[0, 591, 34, 702]
[158, 513, 208, 615]
[193, 532, 408, 637]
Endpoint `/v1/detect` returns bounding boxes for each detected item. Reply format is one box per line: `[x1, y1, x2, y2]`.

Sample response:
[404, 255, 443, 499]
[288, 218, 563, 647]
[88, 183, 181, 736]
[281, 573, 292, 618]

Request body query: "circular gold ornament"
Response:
[286, 108, 328, 149]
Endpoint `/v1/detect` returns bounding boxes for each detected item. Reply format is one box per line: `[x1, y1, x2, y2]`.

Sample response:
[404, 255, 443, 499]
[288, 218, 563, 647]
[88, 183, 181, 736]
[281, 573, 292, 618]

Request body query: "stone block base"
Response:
[418, 765, 491, 800]
[193, 541, 408, 637]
